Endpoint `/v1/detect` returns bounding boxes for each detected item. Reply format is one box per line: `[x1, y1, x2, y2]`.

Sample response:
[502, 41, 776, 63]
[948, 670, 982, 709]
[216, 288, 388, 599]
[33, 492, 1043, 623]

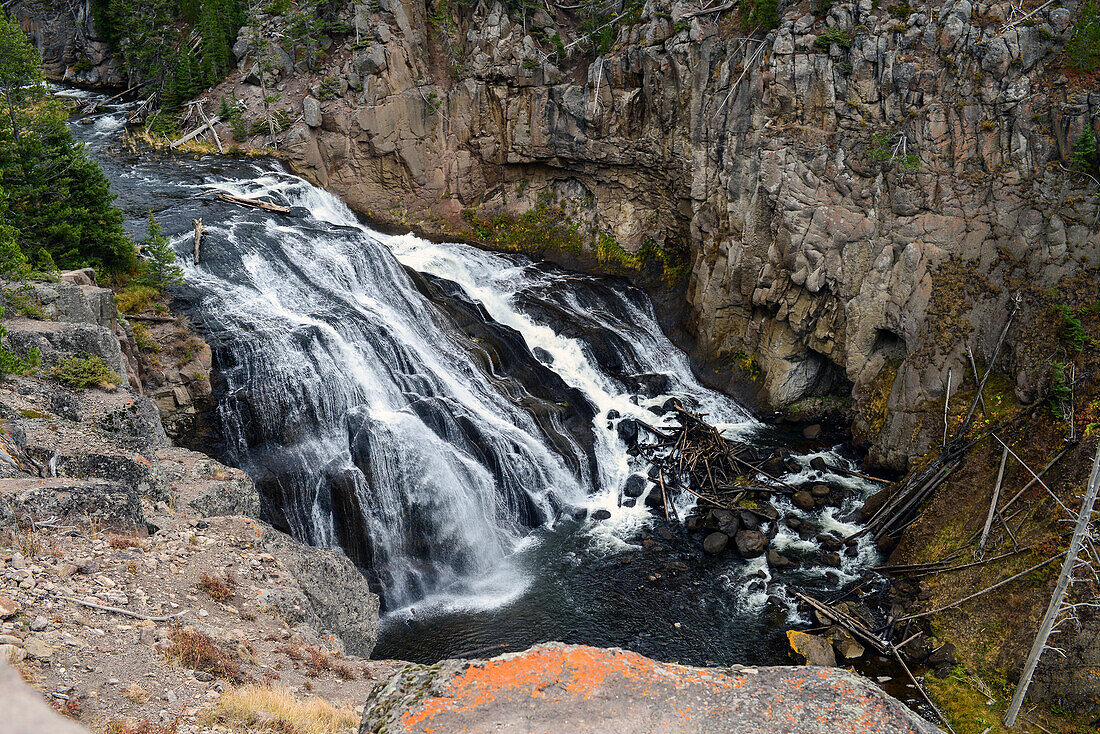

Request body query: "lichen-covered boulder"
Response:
[360, 643, 942, 733]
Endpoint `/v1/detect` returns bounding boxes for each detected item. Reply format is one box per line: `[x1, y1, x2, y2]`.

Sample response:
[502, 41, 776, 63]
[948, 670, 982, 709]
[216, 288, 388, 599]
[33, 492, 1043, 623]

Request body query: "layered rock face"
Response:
[12, 0, 123, 87]
[209, 0, 1098, 469]
[14, 0, 1100, 466]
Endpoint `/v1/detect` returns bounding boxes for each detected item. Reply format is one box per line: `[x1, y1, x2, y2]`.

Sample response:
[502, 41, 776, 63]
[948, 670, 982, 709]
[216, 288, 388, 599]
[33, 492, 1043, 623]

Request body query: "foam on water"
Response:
[69, 100, 881, 638]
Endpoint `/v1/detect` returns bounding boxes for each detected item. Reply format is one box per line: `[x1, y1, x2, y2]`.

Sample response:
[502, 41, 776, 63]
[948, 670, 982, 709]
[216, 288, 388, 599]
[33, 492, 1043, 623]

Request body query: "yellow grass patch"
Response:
[204, 685, 359, 734]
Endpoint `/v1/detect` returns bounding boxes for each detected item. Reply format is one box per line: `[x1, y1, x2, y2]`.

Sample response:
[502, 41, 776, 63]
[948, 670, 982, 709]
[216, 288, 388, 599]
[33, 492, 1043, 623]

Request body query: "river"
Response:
[65, 89, 881, 667]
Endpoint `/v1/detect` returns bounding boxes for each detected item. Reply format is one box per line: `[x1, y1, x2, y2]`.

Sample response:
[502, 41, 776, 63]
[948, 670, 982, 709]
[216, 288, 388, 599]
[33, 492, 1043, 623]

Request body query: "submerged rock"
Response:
[792, 491, 815, 510]
[359, 643, 940, 733]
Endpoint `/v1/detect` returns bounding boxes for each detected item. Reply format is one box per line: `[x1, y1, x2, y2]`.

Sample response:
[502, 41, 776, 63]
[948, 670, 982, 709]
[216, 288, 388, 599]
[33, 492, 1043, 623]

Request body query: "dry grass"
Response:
[203, 684, 360, 734]
[163, 627, 244, 683]
[107, 532, 146, 550]
[123, 683, 150, 703]
[198, 571, 234, 602]
[104, 719, 179, 734]
[276, 643, 355, 680]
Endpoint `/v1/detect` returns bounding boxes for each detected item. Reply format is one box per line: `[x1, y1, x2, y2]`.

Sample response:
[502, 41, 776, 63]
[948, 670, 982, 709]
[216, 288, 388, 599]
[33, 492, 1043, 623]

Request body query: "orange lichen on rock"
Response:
[369, 643, 943, 734]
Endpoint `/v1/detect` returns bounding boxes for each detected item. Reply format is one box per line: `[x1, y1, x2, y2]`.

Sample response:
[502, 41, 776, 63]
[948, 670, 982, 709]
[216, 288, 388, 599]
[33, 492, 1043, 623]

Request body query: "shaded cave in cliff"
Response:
[873, 328, 908, 363]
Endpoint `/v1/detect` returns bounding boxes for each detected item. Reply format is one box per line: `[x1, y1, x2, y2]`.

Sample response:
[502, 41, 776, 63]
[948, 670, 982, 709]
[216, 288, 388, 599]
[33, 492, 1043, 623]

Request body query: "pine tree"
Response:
[137, 213, 184, 290]
[0, 10, 44, 148]
[1074, 124, 1098, 176]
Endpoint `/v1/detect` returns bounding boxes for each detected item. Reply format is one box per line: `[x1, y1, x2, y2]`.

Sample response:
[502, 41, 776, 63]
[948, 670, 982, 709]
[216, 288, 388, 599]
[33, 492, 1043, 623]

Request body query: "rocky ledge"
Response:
[360, 642, 942, 733]
[0, 273, 386, 732]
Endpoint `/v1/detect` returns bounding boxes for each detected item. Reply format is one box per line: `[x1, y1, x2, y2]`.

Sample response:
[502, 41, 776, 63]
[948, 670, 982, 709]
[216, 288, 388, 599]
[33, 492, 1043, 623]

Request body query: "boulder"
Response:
[260, 525, 380, 656]
[786, 630, 837, 666]
[303, 96, 322, 128]
[802, 424, 822, 439]
[0, 597, 20, 619]
[702, 532, 729, 555]
[616, 418, 639, 447]
[359, 643, 941, 733]
[1, 662, 90, 733]
[811, 484, 830, 498]
[766, 549, 790, 568]
[734, 529, 767, 558]
[591, 509, 612, 521]
[622, 474, 646, 498]
[792, 491, 816, 510]
[825, 627, 865, 659]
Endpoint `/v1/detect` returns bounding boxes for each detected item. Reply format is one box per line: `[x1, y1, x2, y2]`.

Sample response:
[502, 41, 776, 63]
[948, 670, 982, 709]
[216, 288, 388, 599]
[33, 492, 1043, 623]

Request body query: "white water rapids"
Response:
[69, 94, 881, 664]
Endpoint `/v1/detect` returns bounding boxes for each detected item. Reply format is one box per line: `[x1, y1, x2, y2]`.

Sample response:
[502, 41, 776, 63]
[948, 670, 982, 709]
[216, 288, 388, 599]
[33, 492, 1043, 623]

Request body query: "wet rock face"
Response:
[11, 0, 124, 87]
[360, 642, 942, 733]
[203, 0, 1098, 470]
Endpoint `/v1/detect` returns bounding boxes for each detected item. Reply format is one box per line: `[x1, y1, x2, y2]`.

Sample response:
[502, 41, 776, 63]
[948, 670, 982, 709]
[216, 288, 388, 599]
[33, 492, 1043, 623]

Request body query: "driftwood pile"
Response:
[620, 401, 797, 519]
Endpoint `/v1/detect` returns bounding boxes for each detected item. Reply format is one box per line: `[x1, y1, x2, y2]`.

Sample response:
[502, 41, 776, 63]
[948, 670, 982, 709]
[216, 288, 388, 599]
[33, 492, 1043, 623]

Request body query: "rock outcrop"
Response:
[196, 0, 1099, 469]
[360, 642, 942, 733]
[11, 0, 123, 88]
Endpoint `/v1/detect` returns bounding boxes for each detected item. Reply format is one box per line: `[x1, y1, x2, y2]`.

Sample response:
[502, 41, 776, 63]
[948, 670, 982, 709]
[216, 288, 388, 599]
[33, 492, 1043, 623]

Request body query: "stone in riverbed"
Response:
[811, 484, 830, 498]
[766, 549, 790, 568]
[616, 418, 639, 447]
[702, 532, 729, 555]
[792, 491, 815, 510]
[825, 626, 865, 659]
[734, 529, 767, 558]
[786, 630, 837, 666]
[622, 474, 646, 498]
[591, 509, 611, 521]
[802, 424, 823, 440]
[809, 456, 828, 473]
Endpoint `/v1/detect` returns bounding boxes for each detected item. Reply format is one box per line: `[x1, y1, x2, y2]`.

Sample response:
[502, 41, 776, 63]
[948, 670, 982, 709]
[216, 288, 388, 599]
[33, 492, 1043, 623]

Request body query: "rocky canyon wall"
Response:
[17, 0, 1100, 469]
[238, 0, 1100, 469]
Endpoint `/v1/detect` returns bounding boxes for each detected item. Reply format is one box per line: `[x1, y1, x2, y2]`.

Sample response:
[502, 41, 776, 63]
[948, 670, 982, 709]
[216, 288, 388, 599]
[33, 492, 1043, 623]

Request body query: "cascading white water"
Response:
[170, 169, 771, 609]
[71, 96, 881, 665]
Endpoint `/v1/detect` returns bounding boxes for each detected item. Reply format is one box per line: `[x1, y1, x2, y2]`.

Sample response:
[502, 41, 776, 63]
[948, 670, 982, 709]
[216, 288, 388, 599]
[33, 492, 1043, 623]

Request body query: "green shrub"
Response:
[51, 354, 122, 389]
[130, 322, 160, 353]
[317, 76, 341, 100]
[0, 307, 40, 378]
[815, 27, 853, 50]
[135, 213, 184, 291]
[1066, 0, 1100, 71]
[1073, 124, 1099, 178]
[1049, 360, 1071, 416]
[1054, 304, 1087, 352]
[744, 0, 780, 29]
[116, 283, 161, 314]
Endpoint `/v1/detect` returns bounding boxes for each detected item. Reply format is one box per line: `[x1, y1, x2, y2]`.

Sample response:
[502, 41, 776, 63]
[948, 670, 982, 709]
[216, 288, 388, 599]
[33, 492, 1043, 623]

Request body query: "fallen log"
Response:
[170, 116, 222, 148]
[214, 192, 291, 214]
[894, 552, 1066, 623]
[193, 218, 204, 265]
[790, 590, 891, 656]
[63, 596, 188, 622]
[82, 82, 147, 114]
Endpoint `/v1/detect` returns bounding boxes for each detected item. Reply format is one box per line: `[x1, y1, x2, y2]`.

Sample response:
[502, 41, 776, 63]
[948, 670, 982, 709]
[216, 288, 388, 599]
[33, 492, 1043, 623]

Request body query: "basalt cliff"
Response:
[14, 1, 1100, 473]
[212, 0, 1098, 470]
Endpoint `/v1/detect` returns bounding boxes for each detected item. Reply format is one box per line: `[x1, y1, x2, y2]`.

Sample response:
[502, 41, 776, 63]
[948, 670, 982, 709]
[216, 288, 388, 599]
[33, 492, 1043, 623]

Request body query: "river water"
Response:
[67, 90, 880, 667]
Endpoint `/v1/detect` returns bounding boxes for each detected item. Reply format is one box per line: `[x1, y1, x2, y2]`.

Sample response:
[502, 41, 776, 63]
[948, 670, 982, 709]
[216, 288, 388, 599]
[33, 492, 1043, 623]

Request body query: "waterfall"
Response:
[166, 169, 754, 607]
